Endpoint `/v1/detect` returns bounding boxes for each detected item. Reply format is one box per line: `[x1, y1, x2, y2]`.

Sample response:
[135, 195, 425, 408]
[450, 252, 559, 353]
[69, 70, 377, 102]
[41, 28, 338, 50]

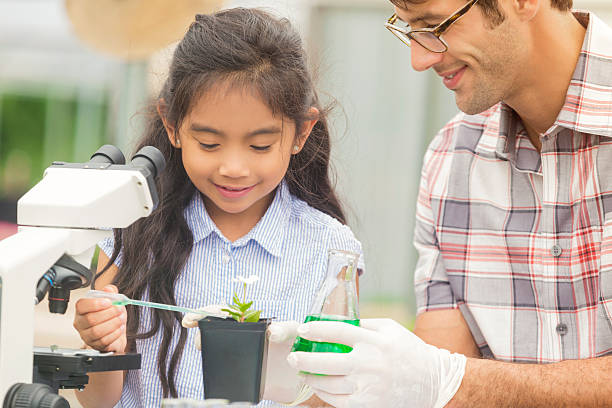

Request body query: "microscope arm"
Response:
[0, 227, 110, 399]
[0, 145, 165, 404]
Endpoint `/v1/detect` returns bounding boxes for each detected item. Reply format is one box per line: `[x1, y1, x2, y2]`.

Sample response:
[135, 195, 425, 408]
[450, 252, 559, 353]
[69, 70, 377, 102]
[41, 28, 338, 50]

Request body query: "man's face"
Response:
[394, 0, 525, 114]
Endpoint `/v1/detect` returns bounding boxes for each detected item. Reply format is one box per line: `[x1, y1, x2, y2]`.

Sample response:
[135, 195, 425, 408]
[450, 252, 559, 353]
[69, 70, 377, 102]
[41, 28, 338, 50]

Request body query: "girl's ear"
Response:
[293, 107, 319, 155]
[157, 99, 181, 148]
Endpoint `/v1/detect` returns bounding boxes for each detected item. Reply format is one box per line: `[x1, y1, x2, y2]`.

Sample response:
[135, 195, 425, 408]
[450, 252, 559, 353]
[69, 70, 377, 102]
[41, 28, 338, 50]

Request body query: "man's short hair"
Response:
[390, 0, 573, 26]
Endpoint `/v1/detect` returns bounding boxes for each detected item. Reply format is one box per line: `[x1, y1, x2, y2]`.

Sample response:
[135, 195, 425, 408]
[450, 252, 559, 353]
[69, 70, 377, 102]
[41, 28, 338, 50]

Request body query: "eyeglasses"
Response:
[385, 0, 479, 53]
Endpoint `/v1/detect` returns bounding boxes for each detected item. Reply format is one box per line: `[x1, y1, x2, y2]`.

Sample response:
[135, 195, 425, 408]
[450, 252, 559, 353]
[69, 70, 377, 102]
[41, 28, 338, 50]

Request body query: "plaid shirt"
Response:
[414, 11, 612, 363]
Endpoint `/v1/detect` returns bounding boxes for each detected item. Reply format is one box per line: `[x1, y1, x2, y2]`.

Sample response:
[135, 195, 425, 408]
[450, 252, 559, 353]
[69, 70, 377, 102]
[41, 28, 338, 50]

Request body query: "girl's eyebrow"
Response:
[190, 124, 221, 134]
[247, 126, 282, 137]
[190, 123, 282, 137]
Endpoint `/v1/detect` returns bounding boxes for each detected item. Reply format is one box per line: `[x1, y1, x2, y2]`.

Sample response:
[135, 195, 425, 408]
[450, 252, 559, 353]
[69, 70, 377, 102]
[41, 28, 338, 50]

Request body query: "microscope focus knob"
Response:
[3, 383, 69, 408]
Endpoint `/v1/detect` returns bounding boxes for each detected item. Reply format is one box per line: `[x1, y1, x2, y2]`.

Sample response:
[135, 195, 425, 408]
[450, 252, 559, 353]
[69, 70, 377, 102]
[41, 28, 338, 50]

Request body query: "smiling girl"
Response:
[72, 7, 364, 407]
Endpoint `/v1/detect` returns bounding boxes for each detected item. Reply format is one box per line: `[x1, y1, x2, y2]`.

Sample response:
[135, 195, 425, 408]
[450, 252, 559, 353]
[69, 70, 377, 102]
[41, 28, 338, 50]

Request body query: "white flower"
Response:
[233, 275, 260, 285]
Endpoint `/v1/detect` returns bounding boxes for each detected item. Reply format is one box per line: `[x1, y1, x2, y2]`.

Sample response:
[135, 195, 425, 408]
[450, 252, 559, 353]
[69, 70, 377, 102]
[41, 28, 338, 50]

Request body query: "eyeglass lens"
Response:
[410, 32, 446, 52]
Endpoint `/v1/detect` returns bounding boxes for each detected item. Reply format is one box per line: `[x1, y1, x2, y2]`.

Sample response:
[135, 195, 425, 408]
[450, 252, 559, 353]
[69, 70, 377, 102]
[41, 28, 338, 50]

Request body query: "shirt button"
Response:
[550, 244, 562, 257]
[556, 323, 568, 336]
[221, 253, 231, 264]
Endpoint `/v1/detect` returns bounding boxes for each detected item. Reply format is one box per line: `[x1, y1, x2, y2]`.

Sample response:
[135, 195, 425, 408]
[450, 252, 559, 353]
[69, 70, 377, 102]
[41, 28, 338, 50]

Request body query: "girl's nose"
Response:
[410, 42, 445, 72]
[218, 155, 250, 178]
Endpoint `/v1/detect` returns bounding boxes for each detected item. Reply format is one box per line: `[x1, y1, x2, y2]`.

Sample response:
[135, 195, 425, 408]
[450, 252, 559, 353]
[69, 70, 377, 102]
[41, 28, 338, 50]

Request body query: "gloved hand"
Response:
[262, 320, 307, 404]
[287, 318, 466, 408]
[182, 315, 307, 404]
[182, 304, 230, 328]
[181, 305, 229, 349]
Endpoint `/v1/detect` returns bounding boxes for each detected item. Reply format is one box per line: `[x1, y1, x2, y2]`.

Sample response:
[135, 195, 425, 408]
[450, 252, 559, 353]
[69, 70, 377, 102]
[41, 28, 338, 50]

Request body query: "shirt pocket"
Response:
[600, 213, 612, 322]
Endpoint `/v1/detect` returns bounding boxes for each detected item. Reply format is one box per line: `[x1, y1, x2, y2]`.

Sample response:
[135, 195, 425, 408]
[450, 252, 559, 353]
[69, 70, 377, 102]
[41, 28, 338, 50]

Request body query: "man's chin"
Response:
[455, 93, 498, 116]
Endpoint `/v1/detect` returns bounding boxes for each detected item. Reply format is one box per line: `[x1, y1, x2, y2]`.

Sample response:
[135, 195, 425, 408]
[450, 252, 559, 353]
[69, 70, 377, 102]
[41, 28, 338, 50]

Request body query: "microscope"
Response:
[0, 145, 165, 407]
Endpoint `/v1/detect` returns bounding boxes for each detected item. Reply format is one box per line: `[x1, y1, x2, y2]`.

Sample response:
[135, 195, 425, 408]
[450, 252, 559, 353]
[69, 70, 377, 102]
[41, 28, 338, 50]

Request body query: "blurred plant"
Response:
[222, 275, 262, 323]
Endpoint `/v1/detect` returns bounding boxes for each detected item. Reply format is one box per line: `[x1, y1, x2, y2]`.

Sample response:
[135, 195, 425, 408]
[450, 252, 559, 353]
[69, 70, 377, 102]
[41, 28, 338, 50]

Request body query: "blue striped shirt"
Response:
[99, 181, 365, 407]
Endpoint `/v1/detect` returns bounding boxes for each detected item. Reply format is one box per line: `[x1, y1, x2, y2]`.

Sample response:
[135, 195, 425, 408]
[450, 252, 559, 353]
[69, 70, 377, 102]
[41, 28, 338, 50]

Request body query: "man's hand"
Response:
[263, 321, 309, 403]
[287, 318, 466, 408]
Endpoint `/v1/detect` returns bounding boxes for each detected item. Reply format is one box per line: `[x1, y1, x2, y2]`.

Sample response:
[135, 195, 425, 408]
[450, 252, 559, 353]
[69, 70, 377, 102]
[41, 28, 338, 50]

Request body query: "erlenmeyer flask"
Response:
[291, 249, 360, 353]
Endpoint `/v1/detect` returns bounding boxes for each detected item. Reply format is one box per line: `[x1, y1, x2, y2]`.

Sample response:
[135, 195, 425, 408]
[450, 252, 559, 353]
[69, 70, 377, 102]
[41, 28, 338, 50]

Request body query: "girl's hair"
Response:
[97, 7, 346, 397]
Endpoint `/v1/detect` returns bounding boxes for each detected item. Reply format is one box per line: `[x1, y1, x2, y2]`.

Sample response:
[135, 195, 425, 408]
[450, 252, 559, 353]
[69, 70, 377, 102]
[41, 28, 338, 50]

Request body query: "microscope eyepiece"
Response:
[89, 144, 126, 165]
[131, 146, 166, 178]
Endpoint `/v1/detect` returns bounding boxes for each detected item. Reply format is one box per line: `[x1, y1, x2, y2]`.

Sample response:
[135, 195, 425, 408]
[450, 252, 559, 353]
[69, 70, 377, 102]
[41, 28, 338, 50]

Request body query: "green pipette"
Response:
[85, 290, 225, 317]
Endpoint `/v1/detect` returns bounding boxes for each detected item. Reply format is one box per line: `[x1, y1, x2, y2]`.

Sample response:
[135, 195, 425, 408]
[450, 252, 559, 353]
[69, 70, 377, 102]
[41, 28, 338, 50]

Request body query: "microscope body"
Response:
[0, 146, 164, 404]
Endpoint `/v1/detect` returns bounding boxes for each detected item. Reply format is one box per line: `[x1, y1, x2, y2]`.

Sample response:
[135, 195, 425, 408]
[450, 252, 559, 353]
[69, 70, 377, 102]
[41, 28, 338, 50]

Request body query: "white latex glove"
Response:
[287, 318, 466, 408]
[263, 320, 309, 404]
[181, 304, 229, 349]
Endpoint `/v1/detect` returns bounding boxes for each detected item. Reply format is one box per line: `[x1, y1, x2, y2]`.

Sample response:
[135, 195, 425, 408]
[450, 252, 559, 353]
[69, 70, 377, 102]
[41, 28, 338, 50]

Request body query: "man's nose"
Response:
[218, 155, 249, 178]
[410, 42, 445, 72]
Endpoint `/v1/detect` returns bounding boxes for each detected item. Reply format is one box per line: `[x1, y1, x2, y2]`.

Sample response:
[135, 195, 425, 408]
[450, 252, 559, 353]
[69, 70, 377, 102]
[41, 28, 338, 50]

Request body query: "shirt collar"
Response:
[491, 103, 542, 173]
[554, 11, 612, 138]
[184, 181, 292, 257]
[483, 11, 612, 170]
[184, 191, 217, 244]
[234, 181, 292, 257]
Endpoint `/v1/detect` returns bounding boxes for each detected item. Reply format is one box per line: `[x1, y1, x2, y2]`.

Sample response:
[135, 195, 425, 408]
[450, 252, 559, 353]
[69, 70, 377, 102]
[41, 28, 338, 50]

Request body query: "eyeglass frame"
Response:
[385, 0, 479, 53]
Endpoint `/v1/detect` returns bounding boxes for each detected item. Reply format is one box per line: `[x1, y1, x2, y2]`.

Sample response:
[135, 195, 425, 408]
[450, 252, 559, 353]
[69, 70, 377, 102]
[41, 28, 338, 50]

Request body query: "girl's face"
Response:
[163, 84, 316, 225]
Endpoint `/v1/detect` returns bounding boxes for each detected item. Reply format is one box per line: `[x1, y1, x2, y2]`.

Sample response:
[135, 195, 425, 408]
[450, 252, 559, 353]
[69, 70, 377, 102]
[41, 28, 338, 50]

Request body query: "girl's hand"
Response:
[74, 284, 127, 352]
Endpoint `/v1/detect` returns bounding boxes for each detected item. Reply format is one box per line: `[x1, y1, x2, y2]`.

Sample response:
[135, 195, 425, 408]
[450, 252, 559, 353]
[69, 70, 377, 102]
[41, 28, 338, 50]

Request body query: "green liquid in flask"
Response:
[291, 314, 359, 353]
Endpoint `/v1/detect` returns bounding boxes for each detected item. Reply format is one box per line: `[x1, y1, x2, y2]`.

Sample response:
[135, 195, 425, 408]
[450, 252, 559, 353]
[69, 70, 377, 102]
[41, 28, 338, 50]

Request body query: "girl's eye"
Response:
[199, 143, 219, 150]
[251, 145, 271, 151]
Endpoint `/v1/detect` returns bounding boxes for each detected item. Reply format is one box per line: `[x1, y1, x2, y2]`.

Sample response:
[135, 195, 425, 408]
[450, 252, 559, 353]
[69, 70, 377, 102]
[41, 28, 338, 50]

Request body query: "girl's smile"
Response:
[214, 183, 257, 199]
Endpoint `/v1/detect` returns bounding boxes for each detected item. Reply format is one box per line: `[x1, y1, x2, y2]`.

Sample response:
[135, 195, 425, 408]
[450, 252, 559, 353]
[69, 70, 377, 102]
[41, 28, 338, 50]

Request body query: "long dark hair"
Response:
[96, 7, 346, 398]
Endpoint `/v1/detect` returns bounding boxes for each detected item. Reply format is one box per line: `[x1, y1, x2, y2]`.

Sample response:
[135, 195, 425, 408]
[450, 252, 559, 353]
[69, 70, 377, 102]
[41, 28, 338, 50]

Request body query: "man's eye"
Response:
[251, 145, 271, 151]
[200, 143, 219, 150]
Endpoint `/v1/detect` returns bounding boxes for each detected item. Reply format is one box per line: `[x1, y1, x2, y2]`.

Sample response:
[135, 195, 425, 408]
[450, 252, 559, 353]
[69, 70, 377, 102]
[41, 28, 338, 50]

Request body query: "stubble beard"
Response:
[454, 24, 520, 115]
[454, 61, 508, 115]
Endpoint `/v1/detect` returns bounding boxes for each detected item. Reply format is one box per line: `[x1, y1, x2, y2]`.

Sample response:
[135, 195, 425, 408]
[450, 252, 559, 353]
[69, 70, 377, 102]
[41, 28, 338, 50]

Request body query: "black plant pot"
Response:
[198, 316, 271, 403]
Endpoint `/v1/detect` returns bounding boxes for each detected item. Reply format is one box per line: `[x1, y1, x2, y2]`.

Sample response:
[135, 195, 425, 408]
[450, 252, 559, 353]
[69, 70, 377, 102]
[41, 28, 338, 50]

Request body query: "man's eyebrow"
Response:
[403, 13, 447, 26]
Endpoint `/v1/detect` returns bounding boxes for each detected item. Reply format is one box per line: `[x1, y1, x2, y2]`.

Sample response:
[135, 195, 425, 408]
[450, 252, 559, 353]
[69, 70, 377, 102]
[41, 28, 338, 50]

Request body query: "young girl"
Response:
[73, 7, 364, 407]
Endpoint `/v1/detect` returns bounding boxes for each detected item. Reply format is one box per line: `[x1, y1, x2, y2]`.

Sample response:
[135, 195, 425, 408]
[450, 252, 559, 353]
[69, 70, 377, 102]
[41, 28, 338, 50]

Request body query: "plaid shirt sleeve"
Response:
[413, 133, 458, 315]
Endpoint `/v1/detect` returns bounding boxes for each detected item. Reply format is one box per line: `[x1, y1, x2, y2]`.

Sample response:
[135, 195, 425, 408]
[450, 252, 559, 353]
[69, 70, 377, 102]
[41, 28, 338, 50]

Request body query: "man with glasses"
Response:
[288, 0, 612, 406]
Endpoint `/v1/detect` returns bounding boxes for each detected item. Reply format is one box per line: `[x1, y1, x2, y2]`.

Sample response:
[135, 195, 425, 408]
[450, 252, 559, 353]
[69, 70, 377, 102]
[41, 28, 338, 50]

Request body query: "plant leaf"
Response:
[239, 301, 253, 313]
[222, 308, 242, 320]
[221, 308, 240, 316]
[232, 293, 241, 305]
[227, 304, 242, 313]
[243, 310, 261, 323]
